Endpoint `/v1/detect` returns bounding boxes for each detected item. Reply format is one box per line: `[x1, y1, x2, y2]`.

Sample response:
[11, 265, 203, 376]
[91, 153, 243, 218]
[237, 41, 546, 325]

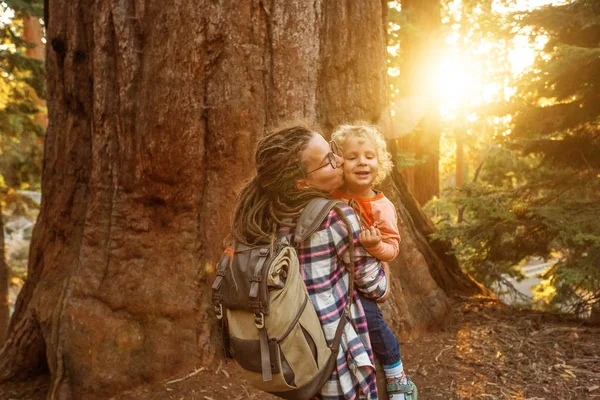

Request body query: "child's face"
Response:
[341, 136, 379, 196]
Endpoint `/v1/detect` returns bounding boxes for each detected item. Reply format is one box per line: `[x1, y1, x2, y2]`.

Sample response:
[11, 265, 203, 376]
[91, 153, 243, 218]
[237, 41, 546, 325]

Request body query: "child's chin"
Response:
[349, 179, 371, 187]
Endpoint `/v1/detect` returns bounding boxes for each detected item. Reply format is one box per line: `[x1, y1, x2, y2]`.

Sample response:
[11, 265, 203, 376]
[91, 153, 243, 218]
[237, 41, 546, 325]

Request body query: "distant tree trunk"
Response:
[456, 132, 466, 188]
[396, 0, 441, 205]
[0, 1, 482, 399]
[0, 203, 8, 346]
[455, 130, 466, 224]
[590, 302, 600, 325]
[22, 15, 47, 128]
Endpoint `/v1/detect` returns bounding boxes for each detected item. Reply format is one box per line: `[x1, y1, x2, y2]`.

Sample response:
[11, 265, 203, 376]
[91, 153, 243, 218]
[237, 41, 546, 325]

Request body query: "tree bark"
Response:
[0, 1, 482, 398]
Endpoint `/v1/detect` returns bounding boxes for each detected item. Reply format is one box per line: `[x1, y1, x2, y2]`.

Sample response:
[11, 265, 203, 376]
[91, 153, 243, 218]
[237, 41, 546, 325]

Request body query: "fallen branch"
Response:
[570, 368, 600, 378]
[435, 345, 453, 363]
[569, 357, 600, 366]
[531, 326, 587, 336]
[166, 367, 206, 385]
[241, 384, 252, 399]
[486, 382, 519, 398]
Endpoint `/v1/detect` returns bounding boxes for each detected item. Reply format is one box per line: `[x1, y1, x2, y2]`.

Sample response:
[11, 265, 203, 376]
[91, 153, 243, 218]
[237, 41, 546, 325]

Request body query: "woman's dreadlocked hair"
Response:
[231, 124, 329, 245]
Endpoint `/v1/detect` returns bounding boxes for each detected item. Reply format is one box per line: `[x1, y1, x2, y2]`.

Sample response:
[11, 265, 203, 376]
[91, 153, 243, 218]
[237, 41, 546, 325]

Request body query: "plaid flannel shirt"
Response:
[285, 203, 388, 400]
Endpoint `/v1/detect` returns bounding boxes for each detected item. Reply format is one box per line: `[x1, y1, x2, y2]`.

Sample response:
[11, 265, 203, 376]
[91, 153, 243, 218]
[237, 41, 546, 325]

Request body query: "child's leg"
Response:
[361, 297, 401, 365]
[361, 298, 417, 400]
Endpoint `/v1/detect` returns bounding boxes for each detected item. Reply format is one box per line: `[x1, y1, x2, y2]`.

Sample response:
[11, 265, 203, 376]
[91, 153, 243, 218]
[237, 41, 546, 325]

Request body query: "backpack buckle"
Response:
[215, 304, 223, 320]
[254, 312, 265, 329]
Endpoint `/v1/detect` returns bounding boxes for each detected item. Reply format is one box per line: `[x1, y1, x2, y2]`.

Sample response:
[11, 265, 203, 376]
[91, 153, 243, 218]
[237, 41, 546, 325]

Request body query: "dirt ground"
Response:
[2, 296, 599, 400]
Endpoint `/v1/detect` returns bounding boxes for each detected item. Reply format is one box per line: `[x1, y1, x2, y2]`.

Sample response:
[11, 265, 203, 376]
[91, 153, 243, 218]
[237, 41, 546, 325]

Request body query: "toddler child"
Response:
[331, 123, 417, 400]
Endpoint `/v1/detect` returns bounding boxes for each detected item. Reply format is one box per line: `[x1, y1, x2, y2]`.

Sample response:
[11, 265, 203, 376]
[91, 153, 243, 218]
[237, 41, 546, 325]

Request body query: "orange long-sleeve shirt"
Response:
[331, 189, 401, 262]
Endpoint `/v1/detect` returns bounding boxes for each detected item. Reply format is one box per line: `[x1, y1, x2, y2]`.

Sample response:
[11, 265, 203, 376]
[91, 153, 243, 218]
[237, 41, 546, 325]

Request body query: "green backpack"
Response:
[211, 198, 355, 399]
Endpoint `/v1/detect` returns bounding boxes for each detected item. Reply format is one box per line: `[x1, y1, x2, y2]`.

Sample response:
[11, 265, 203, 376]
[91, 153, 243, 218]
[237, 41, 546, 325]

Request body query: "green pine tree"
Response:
[433, 0, 600, 318]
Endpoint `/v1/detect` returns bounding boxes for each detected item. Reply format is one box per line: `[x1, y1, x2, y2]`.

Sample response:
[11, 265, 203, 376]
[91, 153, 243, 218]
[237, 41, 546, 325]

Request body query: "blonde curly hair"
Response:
[331, 122, 393, 186]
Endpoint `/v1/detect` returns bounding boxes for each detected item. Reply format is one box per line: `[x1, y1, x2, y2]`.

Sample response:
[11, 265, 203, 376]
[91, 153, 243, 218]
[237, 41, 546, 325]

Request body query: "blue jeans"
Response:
[361, 297, 401, 366]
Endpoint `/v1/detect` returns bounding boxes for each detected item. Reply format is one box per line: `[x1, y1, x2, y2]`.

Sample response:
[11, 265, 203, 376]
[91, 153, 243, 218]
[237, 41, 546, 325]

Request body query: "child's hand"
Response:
[359, 226, 382, 248]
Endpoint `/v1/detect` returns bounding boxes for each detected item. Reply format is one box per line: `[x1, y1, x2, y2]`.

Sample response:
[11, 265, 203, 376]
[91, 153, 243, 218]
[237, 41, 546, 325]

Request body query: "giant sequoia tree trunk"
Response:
[0, 1, 481, 399]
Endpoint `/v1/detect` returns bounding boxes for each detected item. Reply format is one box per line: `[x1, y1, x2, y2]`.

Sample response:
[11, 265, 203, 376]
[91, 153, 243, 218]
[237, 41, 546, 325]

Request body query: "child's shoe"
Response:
[386, 376, 418, 400]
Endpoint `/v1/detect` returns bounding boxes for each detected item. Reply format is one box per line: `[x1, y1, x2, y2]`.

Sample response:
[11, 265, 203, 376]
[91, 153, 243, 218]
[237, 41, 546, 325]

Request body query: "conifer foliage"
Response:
[435, 0, 600, 318]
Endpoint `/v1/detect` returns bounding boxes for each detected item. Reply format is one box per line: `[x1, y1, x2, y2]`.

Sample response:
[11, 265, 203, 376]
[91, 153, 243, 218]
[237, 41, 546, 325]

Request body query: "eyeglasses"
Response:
[306, 141, 342, 175]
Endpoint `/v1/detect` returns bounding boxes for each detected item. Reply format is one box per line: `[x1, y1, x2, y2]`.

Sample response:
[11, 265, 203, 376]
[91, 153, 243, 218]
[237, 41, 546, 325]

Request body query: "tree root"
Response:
[0, 311, 46, 382]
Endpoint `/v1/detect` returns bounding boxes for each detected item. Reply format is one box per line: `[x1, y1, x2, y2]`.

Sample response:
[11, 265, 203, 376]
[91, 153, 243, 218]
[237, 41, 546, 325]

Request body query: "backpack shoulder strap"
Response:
[294, 198, 345, 244]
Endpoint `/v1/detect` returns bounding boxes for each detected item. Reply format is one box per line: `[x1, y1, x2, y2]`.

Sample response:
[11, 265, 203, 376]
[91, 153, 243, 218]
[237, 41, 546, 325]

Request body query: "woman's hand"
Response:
[359, 226, 382, 248]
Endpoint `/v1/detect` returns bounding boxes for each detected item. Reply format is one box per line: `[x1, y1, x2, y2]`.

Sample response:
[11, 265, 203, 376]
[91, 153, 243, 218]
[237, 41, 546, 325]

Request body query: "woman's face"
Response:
[297, 133, 345, 193]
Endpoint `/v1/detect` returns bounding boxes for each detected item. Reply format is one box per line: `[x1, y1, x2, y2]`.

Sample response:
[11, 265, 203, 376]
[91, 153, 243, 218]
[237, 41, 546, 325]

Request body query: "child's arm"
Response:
[329, 207, 389, 301]
[356, 232, 394, 303]
[360, 198, 401, 262]
[363, 235, 399, 262]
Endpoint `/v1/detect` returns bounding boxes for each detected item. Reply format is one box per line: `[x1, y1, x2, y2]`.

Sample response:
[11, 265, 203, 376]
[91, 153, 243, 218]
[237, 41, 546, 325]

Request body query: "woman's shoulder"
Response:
[328, 201, 355, 217]
[322, 202, 360, 232]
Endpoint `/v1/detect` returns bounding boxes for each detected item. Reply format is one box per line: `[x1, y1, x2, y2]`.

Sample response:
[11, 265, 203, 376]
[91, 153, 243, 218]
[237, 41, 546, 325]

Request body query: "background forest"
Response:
[385, 0, 600, 319]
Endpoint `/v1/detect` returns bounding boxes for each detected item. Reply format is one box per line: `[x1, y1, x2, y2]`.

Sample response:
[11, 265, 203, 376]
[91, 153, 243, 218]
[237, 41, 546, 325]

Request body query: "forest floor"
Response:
[1, 296, 599, 400]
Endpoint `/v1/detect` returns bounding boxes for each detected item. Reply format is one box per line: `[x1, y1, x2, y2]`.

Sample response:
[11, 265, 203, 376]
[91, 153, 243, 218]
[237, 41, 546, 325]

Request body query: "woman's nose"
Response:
[334, 154, 344, 167]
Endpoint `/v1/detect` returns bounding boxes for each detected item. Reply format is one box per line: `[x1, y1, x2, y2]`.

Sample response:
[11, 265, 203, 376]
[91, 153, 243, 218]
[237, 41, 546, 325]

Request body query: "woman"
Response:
[231, 123, 389, 399]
